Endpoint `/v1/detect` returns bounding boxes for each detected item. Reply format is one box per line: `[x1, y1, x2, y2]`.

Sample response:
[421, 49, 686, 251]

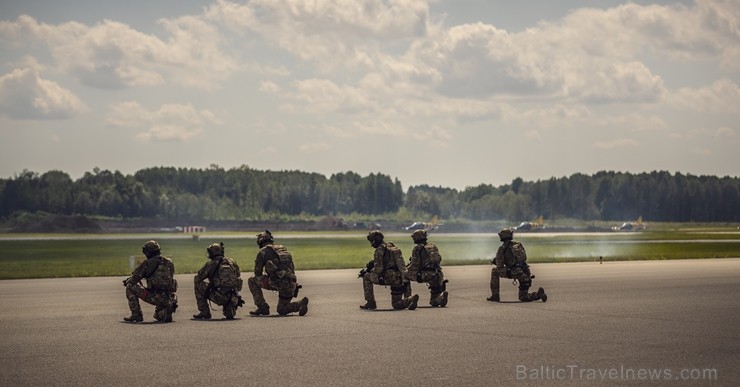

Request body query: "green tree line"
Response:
[1, 167, 738, 222]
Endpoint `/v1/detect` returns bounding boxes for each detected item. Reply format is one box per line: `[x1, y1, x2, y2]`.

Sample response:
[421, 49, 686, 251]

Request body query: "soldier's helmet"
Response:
[256, 230, 274, 248]
[142, 240, 161, 258]
[207, 242, 224, 258]
[498, 228, 514, 241]
[411, 229, 428, 244]
[367, 230, 384, 248]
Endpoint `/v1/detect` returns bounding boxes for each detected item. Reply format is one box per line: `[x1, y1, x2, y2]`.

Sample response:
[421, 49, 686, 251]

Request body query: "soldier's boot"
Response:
[408, 294, 419, 310]
[430, 292, 440, 307]
[249, 304, 270, 316]
[537, 287, 547, 303]
[192, 311, 212, 319]
[391, 293, 406, 310]
[298, 297, 309, 316]
[124, 312, 143, 323]
[439, 291, 449, 307]
[359, 300, 377, 310]
[487, 294, 500, 302]
[223, 303, 235, 320]
[155, 307, 173, 322]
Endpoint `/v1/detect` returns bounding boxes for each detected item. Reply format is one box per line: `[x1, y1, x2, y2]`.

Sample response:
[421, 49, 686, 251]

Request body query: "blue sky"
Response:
[1, 0, 738, 190]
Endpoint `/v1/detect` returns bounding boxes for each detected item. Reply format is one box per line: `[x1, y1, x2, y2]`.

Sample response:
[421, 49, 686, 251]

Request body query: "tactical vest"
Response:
[383, 242, 406, 272]
[147, 257, 176, 291]
[265, 244, 295, 280]
[505, 241, 527, 266]
[214, 258, 240, 289]
[421, 243, 442, 267]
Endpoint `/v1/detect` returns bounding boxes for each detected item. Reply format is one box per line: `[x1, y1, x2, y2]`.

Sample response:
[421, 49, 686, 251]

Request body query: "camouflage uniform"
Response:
[124, 241, 177, 322]
[193, 247, 243, 319]
[489, 234, 546, 302]
[247, 234, 308, 316]
[361, 238, 419, 310]
[408, 240, 449, 307]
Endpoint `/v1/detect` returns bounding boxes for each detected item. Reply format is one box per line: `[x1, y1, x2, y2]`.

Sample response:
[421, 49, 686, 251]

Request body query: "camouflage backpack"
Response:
[510, 241, 527, 263]
[422, 243, 442, 267]
[215, 258, 240, 289]
[384, 242, 406, 273]
[147, 257, 176, 291]
[266, 244, 295, 280]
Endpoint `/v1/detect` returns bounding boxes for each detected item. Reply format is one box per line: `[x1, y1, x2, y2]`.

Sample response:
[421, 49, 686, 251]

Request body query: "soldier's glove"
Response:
[415, 271, 423, 283]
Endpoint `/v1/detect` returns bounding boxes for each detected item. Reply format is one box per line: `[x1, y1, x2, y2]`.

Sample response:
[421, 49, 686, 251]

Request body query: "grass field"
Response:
[1, 229, 739, 279]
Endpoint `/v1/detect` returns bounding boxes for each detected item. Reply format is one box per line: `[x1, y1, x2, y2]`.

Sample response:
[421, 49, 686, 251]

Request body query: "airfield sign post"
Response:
[129, 255, 146, 271]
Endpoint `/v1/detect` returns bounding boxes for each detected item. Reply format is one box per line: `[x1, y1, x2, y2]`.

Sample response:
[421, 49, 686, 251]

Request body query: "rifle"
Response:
[122, 276, 142, 287]
[358, 260, 375, 278]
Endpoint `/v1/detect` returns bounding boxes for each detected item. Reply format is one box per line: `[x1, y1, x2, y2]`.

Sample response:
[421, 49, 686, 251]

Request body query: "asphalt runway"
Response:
[1, 259, 738, 386]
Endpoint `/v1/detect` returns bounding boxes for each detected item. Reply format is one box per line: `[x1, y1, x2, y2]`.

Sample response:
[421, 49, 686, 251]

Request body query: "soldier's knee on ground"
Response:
[429, 286, 443, 306]
[277, 296, 293, 315]
[390, 287, 405, 309]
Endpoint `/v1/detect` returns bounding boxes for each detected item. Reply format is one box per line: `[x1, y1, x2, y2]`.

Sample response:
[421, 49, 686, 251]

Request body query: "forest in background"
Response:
[1, 166, 739, 224]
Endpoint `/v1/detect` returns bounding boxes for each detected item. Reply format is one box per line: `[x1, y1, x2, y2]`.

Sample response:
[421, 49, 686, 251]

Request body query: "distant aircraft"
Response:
[512, 216, 545, 232]
[612, 216, 647, 231]
[403, 216, 442, 231]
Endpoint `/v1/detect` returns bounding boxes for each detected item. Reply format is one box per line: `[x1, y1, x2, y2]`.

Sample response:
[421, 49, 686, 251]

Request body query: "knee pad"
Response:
[429, 286, 443, 296]
[518, 280, 531, 292]
[390, 286, 403, 295]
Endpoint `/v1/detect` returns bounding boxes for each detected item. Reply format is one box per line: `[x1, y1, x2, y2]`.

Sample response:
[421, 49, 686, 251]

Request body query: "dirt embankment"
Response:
[9, 214, 104, 233]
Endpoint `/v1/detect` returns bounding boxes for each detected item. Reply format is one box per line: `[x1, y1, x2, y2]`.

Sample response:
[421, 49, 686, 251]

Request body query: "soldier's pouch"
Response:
[170, 278, 178, 292]
[236, 278, 243, 291]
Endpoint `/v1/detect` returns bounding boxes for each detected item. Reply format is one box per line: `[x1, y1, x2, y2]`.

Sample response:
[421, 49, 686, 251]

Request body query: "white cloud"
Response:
[205, 0, 430, 67]
[597, 113, 668, 132]
[299, 142, 331, 152]
[524, 130, 542, 142]
[0, 66, 87, 119]
[292, 78, 373, 114]
[323, 125, 355, 139]
[594, 138, 640, 149]
[355, 119, 408, 137]
[106, 101, 218, 142]
[259, 80, 281, 93]
[669, 79, 740, 112]
[0, 14, 237, 90]
[714, 126, 735, 138]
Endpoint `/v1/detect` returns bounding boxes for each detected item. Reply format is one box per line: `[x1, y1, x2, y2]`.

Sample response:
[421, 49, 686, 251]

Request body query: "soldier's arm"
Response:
[494, 246, 505, 268]
[193, 261, 212, 284]
[129, 259, 152, 283]
[408, 246, 421, 274]
[232, 259, 241, 277]
[371, 247, 384, 274]
[254, 251, 265, 277]
[167, 259, 176, 278]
